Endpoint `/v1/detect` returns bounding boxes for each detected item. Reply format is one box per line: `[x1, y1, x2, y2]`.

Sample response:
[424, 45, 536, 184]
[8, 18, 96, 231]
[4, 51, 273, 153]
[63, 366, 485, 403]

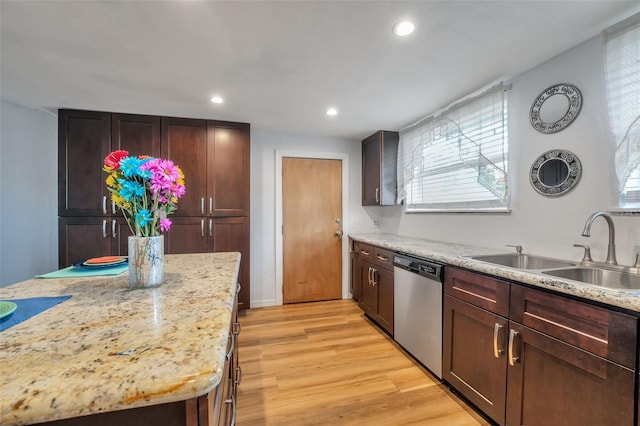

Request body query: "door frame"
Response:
[275, 150, 350, 306]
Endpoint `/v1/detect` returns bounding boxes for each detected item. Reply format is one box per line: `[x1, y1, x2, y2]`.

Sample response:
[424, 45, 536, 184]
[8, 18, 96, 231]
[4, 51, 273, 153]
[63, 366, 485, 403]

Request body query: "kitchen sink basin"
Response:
[542, 267, 640, 290]
[469, 253, 576, 270]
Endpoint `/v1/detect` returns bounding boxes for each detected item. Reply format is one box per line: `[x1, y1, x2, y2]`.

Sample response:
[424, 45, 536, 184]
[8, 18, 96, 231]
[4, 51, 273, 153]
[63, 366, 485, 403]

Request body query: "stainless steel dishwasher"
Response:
[393, 253, 444, 379]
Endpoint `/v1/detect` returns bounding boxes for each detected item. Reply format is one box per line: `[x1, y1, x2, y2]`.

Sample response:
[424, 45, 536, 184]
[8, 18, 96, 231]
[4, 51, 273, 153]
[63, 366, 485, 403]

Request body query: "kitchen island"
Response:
[0, 252, 240, 426]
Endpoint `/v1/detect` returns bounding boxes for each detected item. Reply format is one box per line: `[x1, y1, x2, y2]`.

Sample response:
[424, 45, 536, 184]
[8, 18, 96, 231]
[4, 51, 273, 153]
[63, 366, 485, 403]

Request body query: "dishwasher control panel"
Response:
[393, 253, 443, 281]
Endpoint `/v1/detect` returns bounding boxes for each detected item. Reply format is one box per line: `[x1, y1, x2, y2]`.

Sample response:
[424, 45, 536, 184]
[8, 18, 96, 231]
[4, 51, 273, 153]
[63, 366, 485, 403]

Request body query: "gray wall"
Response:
[0, 100, 58, 286]
[373, 35, 640, 266]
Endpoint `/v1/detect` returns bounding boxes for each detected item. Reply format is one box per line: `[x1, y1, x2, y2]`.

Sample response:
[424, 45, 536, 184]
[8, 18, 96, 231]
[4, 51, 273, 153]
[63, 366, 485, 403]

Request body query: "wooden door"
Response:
[505, 323, 635, 426]
[208, 124, 250, 217]
[58, 110, 111, 216]
[161, 118, 207, 217]
[443, 295, 508, 425]
[282, 158, 342, 303]
[362, 133, 381, 205]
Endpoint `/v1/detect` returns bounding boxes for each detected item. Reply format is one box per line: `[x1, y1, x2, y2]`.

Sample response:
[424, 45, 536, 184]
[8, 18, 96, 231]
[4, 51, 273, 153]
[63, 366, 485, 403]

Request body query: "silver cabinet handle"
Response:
[111, 201, 116, 215]
[201, 219, 205, 237]
[102, 220, 108, 238]
[200, 197, 205, 215]
[224, 393, 236, 426]
[376, 254, 388, 262]
[226, 332, 235, 361]
[367, 266, 373, 286]
[209, 219, 213, 237]
[235, 365, 242, 386]
[209, 197, 213, 215]
[371, 268, 377, 286]
[112, 220, 117, 238]
[493, 323, 504, 358]
[508, 329, 520, 366]
[360, 250, 371, 256]
[233, 320, 242, 336]
[102, 196, 107, 215]
[375, 188, 380, 203]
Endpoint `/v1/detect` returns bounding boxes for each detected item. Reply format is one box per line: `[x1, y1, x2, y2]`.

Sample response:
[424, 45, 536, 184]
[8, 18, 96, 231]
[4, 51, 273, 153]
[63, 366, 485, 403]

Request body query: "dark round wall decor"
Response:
[530, 149, 582, 196]
[529, 83, 582, 134]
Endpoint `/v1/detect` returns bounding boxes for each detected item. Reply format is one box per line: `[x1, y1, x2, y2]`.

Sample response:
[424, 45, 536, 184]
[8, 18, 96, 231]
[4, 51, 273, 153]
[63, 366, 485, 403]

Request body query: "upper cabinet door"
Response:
[58, 110, 111, 216]
[208, 123, 250, 217]
[161, 117, 207, 217]
[362, 133, 382, 205]
[361, 130, 399, 206]
[112, 113, 161, 158]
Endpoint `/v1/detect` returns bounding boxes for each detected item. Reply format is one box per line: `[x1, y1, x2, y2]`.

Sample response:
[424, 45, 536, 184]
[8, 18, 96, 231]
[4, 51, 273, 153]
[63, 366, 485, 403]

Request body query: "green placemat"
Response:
[36, 265, 128, 279]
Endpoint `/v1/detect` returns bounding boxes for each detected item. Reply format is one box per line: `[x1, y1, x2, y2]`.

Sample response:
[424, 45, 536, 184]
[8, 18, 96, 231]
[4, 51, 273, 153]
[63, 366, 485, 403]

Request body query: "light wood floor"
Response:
[236, 299, 491, 425]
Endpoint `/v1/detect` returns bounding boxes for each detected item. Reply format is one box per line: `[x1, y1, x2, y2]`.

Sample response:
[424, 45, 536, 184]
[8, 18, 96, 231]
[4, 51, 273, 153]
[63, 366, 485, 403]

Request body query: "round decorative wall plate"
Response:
[530, 149, 582, 196]
[529, 83, 582, 134]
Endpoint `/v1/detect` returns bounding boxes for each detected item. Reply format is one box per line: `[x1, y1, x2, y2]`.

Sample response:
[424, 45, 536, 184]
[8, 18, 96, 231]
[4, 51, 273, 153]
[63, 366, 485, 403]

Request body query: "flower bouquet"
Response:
[103, 150, 185, 288]
[103, 150, 185, 236]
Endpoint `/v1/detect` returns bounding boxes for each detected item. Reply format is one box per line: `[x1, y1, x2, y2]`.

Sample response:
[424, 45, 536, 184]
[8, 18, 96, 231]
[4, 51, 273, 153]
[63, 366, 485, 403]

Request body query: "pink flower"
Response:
[159, 218, 172, 232]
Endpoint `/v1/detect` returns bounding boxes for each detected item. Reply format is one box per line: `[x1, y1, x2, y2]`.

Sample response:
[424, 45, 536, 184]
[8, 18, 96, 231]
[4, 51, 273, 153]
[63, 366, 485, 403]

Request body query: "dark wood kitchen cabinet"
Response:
[443, 268, 510, 424]
[350, 241, 361, 302]
[58, 110, 160, 217]
[58, 110, 251, 309]
[362, 130, 399, 206]
[356, 242, 394, 335]
[161, 119, 250, 217]
[444, 266, 638, 426]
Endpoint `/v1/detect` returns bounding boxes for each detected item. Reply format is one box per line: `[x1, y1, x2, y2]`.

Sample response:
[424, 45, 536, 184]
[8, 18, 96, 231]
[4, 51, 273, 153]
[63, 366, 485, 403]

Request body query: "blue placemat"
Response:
[0, 296, 72, 332]
[36, 265, 128, 278]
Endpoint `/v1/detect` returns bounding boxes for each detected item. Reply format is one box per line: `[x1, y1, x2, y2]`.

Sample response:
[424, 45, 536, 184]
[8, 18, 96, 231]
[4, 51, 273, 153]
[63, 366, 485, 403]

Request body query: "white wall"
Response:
[373, 35, 640, 266]
[249, 129, 376, 307]
[0, 100, 58, 286]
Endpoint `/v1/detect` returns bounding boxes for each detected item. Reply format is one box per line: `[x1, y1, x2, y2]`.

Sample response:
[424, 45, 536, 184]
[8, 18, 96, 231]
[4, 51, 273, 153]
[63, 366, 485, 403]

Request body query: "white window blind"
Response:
[397, 83, 509, 212]
[605, 14, 640, 208]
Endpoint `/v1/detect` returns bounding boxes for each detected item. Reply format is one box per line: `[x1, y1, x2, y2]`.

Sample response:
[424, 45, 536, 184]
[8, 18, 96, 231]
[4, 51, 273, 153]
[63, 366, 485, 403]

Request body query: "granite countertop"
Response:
[350, 233, 640, 313]
[0, 252, 240, 426]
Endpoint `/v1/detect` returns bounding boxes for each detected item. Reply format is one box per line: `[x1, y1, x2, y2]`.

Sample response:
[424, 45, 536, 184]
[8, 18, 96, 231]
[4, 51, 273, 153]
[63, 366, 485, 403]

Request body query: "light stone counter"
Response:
[0, 252, 240, 425]
[350, 233, 640, 313]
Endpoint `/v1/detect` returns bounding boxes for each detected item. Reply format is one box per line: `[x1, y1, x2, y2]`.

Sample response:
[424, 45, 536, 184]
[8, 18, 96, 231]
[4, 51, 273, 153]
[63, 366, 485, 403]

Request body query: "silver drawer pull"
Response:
[508, 329, 520, 366]
[493, 323, 504, 358]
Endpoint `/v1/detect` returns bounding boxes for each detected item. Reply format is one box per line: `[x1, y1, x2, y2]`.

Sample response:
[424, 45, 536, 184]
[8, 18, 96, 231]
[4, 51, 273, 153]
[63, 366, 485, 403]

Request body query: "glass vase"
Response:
[128, 235, 164, 289]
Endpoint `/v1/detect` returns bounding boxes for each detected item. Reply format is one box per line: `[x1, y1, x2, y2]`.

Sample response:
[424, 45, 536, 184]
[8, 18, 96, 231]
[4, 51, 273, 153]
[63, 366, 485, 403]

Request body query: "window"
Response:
[397, 83, 509, 212]
[605, 14, 640, 208]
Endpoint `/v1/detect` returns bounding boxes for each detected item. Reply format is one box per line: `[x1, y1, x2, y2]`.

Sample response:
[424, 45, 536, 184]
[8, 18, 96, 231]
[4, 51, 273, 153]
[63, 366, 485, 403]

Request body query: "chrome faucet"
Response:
[581, 211, 617, 265]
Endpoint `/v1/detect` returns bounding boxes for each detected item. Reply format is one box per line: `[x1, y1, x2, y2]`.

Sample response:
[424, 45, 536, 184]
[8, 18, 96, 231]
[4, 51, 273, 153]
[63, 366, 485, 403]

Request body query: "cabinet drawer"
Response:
[510, 285, 637, 369]
[373, 246, 394, 270]
[356, 242, 375, 260]
[444, 267, 510, 317]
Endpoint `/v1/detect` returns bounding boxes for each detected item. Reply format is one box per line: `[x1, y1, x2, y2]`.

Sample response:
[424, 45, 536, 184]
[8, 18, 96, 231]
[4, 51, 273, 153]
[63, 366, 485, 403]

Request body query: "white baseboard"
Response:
[249, 299, 277, 308]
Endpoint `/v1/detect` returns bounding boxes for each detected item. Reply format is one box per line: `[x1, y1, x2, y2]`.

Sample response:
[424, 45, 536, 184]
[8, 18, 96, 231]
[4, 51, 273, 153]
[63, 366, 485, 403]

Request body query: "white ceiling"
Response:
[1, 1, 639, 140]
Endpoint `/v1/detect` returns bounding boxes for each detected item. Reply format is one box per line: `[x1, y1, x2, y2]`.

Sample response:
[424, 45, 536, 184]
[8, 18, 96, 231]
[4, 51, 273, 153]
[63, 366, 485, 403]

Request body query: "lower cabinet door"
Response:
[350, 251, 361, 302]
[359, 259, 377, 319]
[212, 217, 250, 310]
[443, 295, 508, 425]
[505, 322, 635, 426]
[59, 217, 114, 267]
[375, 267, 394, 335]
[164, 217, 208, 254]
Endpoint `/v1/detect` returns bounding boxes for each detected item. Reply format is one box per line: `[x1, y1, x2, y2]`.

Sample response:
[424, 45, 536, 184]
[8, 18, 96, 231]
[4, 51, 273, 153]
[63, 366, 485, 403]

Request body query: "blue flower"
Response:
[120, 157, 148, 178]
[135, 209, 153, 228]
[118, 180, 145, 202]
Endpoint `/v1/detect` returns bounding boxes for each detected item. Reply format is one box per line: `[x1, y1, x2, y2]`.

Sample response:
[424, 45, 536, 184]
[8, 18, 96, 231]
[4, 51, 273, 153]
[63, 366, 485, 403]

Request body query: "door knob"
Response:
[335, 230, 343, 238]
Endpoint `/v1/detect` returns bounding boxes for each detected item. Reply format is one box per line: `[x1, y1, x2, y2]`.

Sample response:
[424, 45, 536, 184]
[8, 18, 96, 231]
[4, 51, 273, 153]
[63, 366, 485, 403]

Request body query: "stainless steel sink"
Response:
[470, 254, 576, 270]
[542, 267, 640, 290]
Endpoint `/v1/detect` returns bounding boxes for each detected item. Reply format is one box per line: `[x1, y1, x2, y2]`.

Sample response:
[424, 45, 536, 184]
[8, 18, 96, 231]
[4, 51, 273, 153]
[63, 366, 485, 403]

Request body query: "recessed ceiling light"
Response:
[210, 96, 224, 104]
[393, 20, 415, 36]
[326, 107, 338, 116]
